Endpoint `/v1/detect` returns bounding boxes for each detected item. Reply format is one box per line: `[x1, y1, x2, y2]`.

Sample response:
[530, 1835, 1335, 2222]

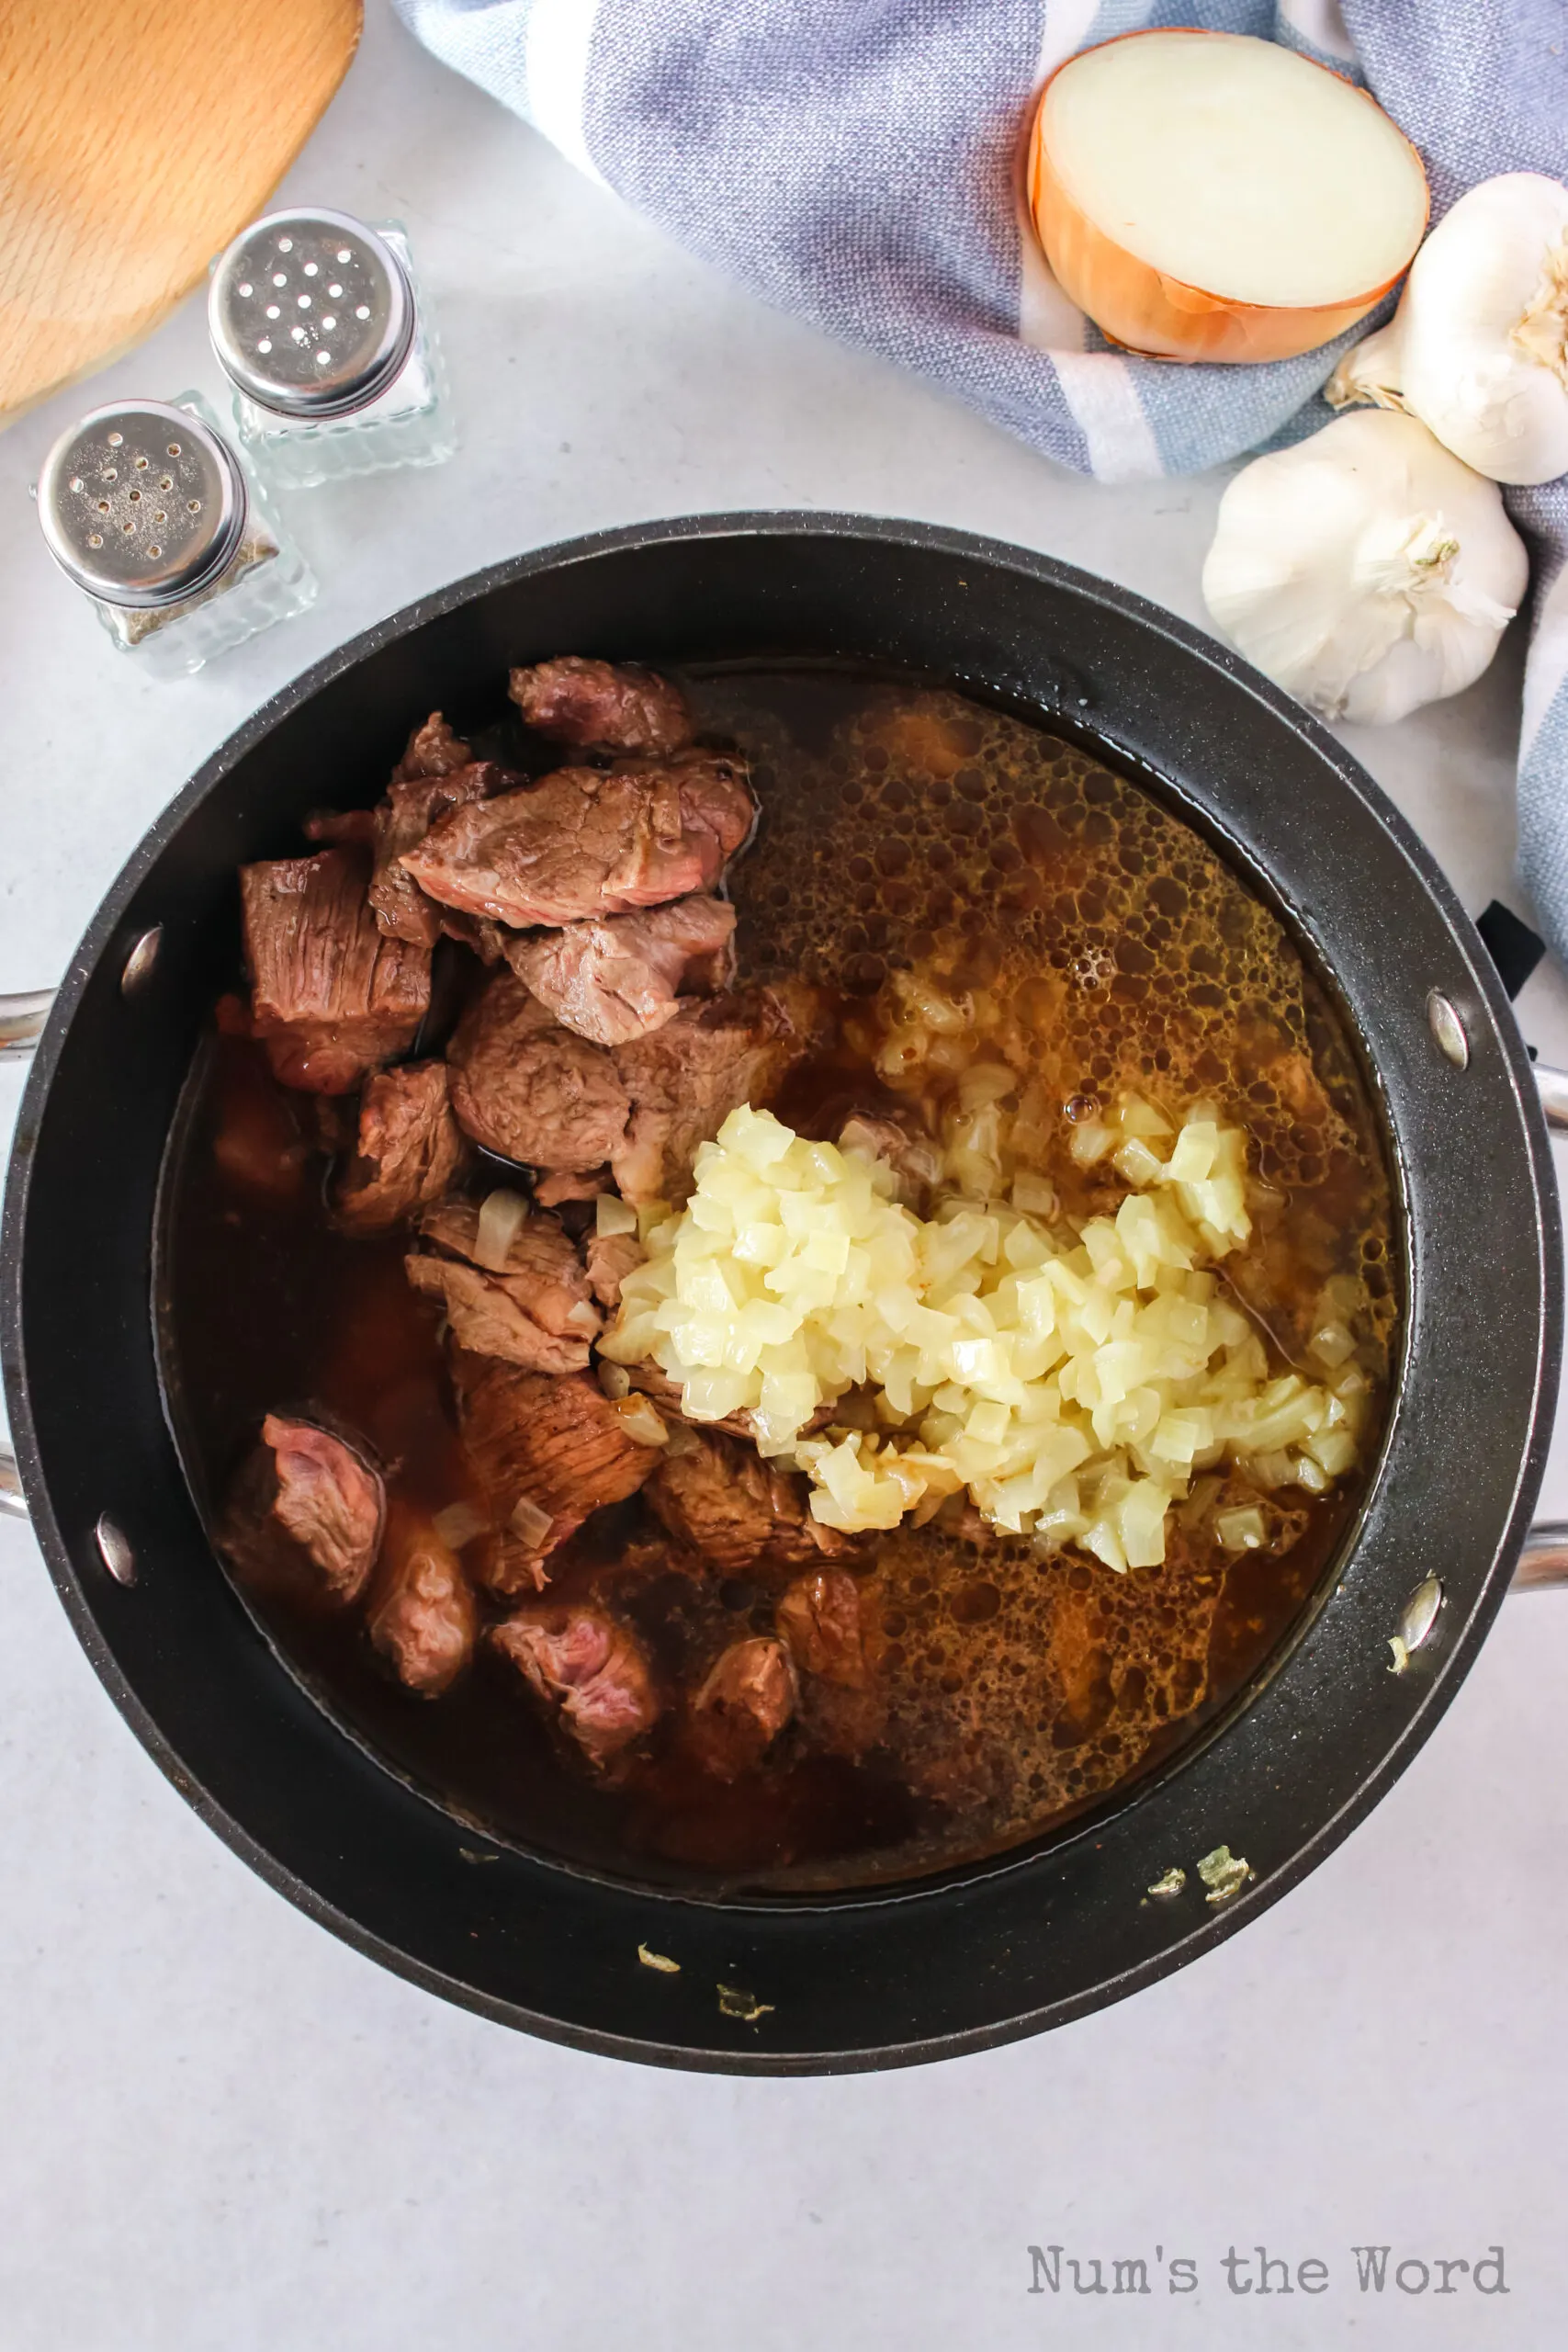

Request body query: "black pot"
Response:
[2, 514, 1562, 2073]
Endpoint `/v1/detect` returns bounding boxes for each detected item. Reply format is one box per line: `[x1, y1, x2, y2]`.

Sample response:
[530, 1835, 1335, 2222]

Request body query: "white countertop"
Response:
[4, 10, 1567, 2346]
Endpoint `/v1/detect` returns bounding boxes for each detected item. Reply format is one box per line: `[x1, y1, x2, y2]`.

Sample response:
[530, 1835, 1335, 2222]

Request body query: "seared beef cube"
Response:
[408, 1258, 592, 1374]
[447, 971, 630, 1170]
[406, 1198, 601, 1374]
[222, 1414, 385, 1608]
[452, 1353, 664, 1591]
[646, 1427, 837, 1577]
[536, 1165, 613, 1206]
[688, 1638, 795, 1780]
[502, 894, 736, 1047]
[303, 807, 378, 848]
[241, 848, 430, 1095]
[334, 1060, 464, 1234]
[585, 1226, 644, 1311]
[776, 1570, 868, 1689]
[398, 752, 754, 930]
[370, 760, 515, 947]
[509, 657, 693, 756]
[491, 1605, 659, 1767]
[367, 1500, 478, 1694]
[393, 710, 473, 782]
[611, 984, 822, 1204]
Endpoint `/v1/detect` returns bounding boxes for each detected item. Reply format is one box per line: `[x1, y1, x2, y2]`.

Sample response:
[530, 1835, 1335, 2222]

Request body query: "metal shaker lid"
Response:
[208, 209, 415, 419]
[37, 401, 247, 609]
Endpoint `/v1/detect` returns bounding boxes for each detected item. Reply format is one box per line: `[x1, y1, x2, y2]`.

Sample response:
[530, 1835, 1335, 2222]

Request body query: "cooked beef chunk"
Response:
[502, 894, 736, 1047]
[222, 1414, 385, 1607]
[241, 849, 430, 1095]
[646, 1427, 840, 1577]
[611, 984, 823, 1204]
[536, 1165, 613, 1206]
[447, 971, 631, 1170]
[303, 807, 378, 848]
[367, 1501, 478, 1694]
[509, 656, 694, 756]
[839, 1111, 943, 1207]
[393, 710, 473, 783]
[398, 751, 754, 930]
[776, 1569, 868, 1689]
[406, 1198, 601, 1373]
[688, 1638, 795, 1780]
[334, 1060, 464, 1234]
[370, 760, 516, 948]
[585, 1226, 644, 1311]
[408, 1258, 590, 1373]
[491, 1605, 659, 1766]
[452, 1352, 663, 1591]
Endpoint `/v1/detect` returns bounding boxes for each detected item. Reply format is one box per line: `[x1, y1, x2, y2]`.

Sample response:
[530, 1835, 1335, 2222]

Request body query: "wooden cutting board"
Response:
[0, 0, 363, 430]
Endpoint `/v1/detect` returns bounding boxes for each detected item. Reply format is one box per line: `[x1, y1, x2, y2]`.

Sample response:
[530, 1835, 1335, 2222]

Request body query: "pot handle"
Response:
[1, 988, 55, 1061]
[4, 1430, 1568, 1586]
[1536, 1060, 1568, 1131]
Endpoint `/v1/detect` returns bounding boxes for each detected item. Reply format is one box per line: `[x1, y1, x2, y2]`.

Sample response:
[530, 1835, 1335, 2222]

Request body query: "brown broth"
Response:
[157, 666, 1395, 1894]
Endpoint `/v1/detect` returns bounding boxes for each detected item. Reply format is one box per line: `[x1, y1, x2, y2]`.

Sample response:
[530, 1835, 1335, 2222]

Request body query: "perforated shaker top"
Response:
[209, 209, 415, 420]
[37, 402, 246, 607]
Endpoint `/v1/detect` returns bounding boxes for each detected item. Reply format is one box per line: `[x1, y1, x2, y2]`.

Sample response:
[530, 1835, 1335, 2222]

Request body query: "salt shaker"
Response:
[208, 208, 456, 489]
[36, 393, 316, 680]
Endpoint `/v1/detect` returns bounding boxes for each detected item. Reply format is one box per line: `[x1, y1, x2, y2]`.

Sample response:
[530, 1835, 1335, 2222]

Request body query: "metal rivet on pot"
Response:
[95, 1513, 137, 1586]
[1398, 1574, 1444, 1656]
[120, 925, 163, 996]
[1427, 990, 1469, 1069]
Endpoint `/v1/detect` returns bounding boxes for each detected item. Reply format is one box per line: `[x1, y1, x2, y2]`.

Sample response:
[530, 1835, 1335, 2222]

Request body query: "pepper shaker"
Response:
[36, 393, 316, 679]
[208, 208, 457, 489]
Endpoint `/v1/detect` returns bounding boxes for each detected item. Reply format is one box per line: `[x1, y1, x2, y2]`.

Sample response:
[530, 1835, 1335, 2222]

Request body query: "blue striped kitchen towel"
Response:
[397, 0, 1568, 963]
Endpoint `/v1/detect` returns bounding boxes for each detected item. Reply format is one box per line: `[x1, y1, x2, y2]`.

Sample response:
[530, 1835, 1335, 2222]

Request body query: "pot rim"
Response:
[3, 510, 1558, 2072]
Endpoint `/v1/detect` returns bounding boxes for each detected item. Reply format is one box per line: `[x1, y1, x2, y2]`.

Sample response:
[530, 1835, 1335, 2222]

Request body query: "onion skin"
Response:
[1026, 32, 1428, 366]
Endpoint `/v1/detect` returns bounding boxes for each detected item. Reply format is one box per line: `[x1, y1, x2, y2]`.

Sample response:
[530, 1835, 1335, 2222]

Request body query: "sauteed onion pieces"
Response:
[604, 1102, 1370, 1571]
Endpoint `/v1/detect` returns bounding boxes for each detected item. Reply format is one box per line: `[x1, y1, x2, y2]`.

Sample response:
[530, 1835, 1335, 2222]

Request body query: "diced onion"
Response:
[1028, 30, 1427, 364]
[613, 1395, 671, 1448]
[597, 1361, 632, 1400]
[595, 1193, 638, 1238]
[602, 1097, 1368, 1560]
[509, 1493, 553, 1547]
[475, 1187, 529, 1271]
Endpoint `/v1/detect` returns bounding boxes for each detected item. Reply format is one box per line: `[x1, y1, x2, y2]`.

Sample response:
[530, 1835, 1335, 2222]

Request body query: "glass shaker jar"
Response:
[208, 208, 457, 489]
[36, 393, 317, 680]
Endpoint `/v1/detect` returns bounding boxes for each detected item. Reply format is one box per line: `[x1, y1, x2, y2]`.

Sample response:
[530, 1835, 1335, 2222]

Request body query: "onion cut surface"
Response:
[1028, 30, 1428, 364]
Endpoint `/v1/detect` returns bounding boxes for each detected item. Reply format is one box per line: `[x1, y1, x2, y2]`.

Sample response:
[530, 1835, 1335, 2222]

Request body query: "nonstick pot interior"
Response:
[2, 515, 1558, 2072]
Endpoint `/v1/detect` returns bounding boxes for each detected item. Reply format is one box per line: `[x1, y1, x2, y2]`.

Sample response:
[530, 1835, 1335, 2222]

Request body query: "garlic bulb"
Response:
[1328, 174, 1568, 486]
[1325, 319, 1407, 415]
[1201, 410, 1527, 726]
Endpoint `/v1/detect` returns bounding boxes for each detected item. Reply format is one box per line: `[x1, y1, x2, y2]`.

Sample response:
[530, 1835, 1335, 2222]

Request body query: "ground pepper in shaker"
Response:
[209, 207, 457, 488]
[36, 394, 316, 680]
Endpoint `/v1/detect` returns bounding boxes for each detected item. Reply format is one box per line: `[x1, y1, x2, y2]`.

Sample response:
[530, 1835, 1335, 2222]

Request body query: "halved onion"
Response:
[1027, 30, 1427, 365]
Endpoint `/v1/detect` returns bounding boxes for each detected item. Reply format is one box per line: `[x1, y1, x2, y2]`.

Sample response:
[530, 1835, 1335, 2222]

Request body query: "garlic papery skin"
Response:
[1325, 319, 1409, 414]
[1201, 411, 1528, 726]
[1396, 173, 1568, 486]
